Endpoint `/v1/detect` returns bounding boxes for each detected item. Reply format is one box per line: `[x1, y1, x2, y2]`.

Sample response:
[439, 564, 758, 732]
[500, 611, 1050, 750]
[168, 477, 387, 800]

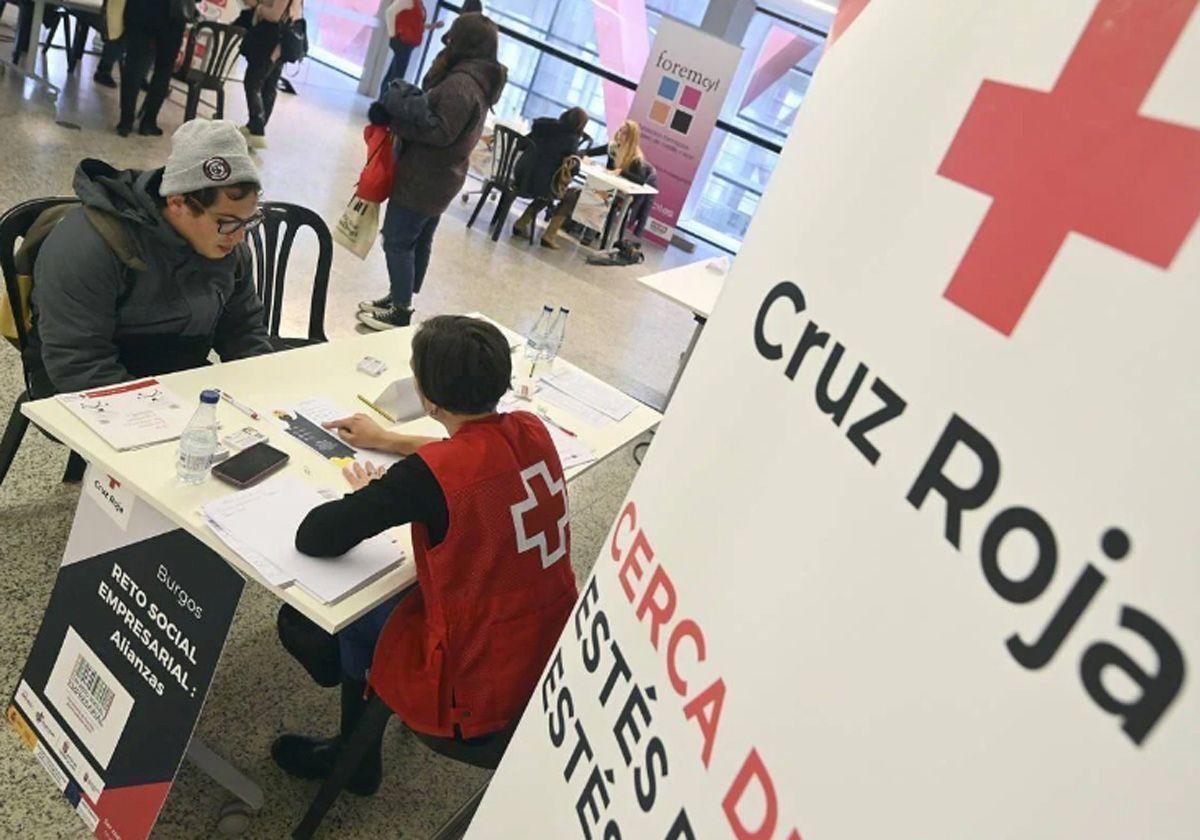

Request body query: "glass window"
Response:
[306, 0, 381, 76]
[410, 1, 821, 250]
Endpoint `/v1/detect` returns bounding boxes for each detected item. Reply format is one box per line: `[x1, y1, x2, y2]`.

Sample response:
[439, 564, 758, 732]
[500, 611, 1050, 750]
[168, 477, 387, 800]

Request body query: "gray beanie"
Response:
[159, 120, 260, 196]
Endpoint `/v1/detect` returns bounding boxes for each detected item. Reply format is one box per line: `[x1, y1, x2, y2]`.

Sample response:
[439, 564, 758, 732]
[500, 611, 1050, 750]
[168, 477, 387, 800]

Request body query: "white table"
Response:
[637, 257, 730, 402]
[19, 316, 660, 824]
[577, 159, 659, 250]
[23, 319, 661, 635]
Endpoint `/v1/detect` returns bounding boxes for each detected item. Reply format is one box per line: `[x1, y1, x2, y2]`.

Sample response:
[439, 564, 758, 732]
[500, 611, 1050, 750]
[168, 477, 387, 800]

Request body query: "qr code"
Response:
[67, 656, 115, 728]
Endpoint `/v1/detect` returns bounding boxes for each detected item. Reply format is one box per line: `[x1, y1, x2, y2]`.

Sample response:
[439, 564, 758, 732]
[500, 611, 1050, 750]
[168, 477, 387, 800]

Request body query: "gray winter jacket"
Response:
[27, 160, 272, 395]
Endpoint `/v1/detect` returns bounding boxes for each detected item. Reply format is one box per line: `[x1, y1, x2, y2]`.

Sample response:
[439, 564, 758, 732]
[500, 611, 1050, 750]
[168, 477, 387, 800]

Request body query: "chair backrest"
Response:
[0, 196, 76, 356]
[490, 125, 531, 188]
[182, 22, 246, 88]
[246, 202, 332, 342]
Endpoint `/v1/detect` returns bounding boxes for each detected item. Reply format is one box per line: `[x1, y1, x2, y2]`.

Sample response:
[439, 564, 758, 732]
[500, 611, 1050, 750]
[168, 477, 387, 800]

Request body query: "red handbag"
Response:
[356, 125, 396, 203]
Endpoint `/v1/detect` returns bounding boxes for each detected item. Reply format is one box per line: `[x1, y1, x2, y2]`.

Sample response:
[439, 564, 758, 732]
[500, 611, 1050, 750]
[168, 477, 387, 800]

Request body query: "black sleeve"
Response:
[582, 143, 609, 158]
[295, 454, 448, 557]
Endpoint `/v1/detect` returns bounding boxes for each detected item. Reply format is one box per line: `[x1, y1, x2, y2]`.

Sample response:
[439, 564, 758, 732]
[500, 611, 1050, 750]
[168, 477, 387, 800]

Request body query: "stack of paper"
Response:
[539, 368, 638, 426]
[201, 476, 404, 604]
[58, 378, 191, 451]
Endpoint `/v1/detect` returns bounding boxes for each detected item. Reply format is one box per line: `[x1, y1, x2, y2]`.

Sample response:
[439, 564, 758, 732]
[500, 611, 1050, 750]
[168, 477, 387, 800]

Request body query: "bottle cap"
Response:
[200, 389, 220, 404]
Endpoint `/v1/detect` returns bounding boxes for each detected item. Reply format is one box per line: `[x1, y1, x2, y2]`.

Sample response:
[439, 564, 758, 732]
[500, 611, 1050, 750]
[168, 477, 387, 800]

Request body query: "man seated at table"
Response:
[272, 315, 578, 796]
[25, 120, 273, 397]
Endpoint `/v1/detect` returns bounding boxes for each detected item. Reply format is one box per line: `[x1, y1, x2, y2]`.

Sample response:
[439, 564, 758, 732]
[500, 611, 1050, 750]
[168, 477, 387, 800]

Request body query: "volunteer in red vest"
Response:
[379, 0, 443, 98]
[272, 315, 578, 796]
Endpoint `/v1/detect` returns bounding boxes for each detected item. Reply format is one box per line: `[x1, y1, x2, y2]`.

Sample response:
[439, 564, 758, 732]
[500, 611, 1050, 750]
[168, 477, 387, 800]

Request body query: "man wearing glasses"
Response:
[26, 121, 274, 397]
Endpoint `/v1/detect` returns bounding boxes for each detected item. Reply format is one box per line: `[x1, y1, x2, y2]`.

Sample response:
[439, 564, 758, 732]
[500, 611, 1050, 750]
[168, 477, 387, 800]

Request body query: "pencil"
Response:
[358, 394, 397, 423]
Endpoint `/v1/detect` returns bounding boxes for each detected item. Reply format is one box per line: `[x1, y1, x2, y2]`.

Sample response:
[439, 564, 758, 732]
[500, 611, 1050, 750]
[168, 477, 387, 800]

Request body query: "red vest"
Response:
[369, 412, 578, 737]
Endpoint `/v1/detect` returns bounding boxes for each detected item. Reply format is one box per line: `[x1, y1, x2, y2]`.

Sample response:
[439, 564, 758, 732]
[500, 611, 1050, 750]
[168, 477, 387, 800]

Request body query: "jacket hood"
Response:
[453, 57, 507, 107]
[73, 159, 193, 253]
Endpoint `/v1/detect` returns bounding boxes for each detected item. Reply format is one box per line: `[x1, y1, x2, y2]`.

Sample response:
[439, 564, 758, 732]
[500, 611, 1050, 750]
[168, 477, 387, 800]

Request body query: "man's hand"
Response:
[343, 461, 385, 491]
[323, 414, 389, 449]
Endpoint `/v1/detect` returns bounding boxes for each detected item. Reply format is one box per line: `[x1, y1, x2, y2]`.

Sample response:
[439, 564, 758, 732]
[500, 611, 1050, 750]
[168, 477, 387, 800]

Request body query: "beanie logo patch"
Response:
[202, 156, 232, 182]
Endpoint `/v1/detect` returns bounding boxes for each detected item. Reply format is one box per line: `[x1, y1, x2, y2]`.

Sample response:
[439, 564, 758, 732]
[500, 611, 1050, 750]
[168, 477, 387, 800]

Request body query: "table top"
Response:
[22, 318, 661, 633]
[579, 160, 660, 196]
[636, 257, 731, 319]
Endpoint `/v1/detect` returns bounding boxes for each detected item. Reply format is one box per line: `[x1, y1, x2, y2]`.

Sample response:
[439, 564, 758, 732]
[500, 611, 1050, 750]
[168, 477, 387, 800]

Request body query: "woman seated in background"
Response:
[540, 118, 657, 249]
[509, 106, 590, 241]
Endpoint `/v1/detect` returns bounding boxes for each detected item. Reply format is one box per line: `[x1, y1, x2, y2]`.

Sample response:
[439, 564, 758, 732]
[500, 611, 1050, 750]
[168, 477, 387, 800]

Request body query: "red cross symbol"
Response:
[510, 461, 570, 569]
[938, 0, 1200, 336]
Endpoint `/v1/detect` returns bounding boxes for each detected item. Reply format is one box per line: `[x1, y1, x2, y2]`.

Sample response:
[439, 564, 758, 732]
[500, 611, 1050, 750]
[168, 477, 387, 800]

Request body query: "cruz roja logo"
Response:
[94, 476, 125, 517]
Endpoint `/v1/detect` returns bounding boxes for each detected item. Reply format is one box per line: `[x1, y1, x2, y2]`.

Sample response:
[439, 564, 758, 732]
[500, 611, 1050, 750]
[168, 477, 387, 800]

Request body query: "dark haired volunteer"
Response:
[273, 316, 578, 796]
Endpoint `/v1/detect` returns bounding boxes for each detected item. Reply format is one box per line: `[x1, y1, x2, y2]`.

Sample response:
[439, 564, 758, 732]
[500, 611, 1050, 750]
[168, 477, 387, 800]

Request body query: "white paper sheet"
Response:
[57, 378, 191, 451]
[201, 476, 404, 603]
[540, 368, 638, 421]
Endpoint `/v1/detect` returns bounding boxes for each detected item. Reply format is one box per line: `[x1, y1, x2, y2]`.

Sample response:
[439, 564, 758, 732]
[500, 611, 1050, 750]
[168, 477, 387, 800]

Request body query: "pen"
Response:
[537, 408, 577, 438]
[358, 394, 397, 423]
[219, 390, 260, 420]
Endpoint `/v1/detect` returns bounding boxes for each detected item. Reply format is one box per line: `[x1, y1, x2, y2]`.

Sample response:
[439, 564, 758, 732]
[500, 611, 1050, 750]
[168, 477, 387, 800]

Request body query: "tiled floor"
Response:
[0, 23, 719, 839]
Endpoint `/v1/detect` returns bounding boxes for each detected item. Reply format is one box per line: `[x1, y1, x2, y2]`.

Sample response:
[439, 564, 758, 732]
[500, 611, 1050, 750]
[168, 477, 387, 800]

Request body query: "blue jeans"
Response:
[338, 593, 404, 681]
[380, 41, 415, 98]
[382, 203, 440, 308]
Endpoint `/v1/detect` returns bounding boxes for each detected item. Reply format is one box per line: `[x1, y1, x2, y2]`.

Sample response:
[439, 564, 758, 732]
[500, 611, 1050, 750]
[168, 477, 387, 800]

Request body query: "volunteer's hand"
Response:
[323, 414, 388, 449]
[367, 101, 390, 126]
[343, 461, 385, 491]
[427, 19, 446, 30]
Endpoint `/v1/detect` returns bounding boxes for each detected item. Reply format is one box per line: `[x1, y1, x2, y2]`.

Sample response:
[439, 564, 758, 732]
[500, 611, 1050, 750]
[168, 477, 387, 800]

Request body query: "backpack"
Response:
[1, 204, 146, 349]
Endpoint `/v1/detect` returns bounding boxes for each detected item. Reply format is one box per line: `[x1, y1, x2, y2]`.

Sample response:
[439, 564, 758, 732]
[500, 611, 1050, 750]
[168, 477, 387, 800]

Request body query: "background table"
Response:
[637, 257, 730, 403]
[23, 318, 661, 634]
[577, 159, 659, 250]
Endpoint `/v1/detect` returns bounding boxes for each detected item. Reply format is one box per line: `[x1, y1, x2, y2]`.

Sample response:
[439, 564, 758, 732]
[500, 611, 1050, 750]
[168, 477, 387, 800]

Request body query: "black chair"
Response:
[246, 202, 332, 351]
[292, 696, 517, 839]
[173, 21, 245, 121]
[0, 196, 84, 487]
[467, 124, 531, 242]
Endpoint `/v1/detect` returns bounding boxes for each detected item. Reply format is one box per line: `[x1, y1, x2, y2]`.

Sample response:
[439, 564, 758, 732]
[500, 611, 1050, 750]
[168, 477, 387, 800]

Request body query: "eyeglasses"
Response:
[214, 211, 264, 236]
[186, 198, 264, 235]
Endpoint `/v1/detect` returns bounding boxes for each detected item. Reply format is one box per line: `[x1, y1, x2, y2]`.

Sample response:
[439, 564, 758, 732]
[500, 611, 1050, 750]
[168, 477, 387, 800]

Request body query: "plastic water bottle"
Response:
[541, 307, 570, 367]
[176, 389, 220, 485]
[525, 304, 554, 364]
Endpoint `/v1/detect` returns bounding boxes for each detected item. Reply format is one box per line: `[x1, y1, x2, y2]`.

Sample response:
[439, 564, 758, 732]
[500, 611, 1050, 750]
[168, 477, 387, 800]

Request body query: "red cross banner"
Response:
[468, 2, 1199, 838]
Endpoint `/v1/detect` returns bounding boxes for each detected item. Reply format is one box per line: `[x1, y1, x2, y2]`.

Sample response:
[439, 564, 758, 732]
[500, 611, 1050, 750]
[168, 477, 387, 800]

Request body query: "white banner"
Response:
[627, 18, 742, 245]
[469, 1, 1200, 838]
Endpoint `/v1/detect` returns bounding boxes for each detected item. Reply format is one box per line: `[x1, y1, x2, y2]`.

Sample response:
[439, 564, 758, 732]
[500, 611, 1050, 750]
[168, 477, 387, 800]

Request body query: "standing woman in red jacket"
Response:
[379, 0, 444, 98]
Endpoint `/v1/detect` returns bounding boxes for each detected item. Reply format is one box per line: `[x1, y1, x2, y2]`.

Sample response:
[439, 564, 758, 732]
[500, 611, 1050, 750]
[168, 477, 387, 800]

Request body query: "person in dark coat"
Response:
[357, 12, 507, 330]
[117, 0, 193, 136]
[509, 107, 589, 239]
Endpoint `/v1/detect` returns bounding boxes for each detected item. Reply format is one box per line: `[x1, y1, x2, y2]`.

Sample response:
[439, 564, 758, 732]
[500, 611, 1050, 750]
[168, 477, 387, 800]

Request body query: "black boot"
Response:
[271, 678, 384, 796]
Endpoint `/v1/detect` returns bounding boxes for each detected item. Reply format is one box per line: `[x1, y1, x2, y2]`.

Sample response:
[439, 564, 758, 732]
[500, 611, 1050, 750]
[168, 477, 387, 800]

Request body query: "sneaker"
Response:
[357, 294, 393, 316]
[93, 70, 117, 88]
[358, 306, 413, 331]
[138, 121, 164, 137]
[115, 121, 133, 137]
[239, 125, 267, 149]
[271, 734, 381, 796]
